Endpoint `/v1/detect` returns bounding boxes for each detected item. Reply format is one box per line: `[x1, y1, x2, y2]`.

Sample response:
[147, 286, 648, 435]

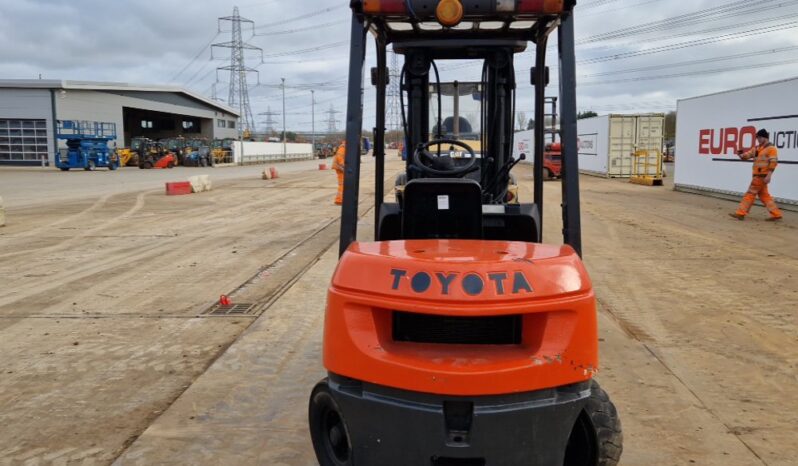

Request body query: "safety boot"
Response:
[728, 213, 745, 220]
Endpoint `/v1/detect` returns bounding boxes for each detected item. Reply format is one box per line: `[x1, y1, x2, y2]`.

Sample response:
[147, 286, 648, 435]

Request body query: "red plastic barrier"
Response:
[270, 167, 279, 178]
[165, 181, 193, 196]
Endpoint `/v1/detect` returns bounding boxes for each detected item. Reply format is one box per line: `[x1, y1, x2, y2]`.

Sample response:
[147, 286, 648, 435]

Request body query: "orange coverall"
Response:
[736, 143, 782, 219]
[333, 142, 346, 205]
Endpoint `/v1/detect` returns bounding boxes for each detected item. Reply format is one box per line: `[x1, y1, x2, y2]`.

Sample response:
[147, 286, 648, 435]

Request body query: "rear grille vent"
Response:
[392, 311, 522, 345]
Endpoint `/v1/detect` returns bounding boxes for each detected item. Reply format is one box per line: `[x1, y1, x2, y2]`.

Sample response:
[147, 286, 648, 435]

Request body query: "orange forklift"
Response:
[309, 1, 622, 465]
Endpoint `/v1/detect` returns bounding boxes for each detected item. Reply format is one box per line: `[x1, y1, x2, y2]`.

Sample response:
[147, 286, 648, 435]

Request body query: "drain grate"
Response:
[203, 302, 258, 316]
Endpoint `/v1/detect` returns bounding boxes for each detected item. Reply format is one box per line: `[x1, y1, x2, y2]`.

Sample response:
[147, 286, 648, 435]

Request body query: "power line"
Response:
[253, 4, 347, 30]
[579, 0, 663, 16]
[579, 45, 798, 78]
[261, 41, 348, 59]
[253, 19, 346, 36]
[578, 21, 798, 64]
[579, 0, 627, 10]
[580, 56, 798, 86]
[184, 61, 221, 88]
[440, 2, 798, 73]
[170, 32, 220, 83]
[576, 0, 795, 44]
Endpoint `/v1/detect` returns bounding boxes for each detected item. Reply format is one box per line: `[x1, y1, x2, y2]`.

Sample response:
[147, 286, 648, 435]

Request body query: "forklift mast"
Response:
[339, 0, 582, 257]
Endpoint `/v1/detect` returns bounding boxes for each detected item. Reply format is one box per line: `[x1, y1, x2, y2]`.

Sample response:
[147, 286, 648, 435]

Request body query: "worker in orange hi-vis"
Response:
[730, 128, 783, 221]
[333, 141, 346, 205]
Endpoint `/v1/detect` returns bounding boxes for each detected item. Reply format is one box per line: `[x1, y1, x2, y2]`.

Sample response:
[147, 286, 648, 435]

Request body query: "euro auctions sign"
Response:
[675, 78, 798, 205]
[697, 125, 798, 156]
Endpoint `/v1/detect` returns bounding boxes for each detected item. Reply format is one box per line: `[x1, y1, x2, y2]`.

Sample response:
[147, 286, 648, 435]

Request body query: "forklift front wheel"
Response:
[309, 379, 353, 466]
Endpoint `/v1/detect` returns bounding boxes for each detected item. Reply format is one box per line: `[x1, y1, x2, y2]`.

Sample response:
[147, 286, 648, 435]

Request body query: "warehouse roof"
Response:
[0, 79, 239, 116]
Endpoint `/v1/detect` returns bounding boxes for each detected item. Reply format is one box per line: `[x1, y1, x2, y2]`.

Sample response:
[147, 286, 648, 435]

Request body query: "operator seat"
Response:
[401, 178, 482, 240]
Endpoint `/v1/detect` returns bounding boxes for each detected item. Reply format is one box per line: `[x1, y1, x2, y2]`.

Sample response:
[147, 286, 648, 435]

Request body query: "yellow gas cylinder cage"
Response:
[630, 149, 664, 186]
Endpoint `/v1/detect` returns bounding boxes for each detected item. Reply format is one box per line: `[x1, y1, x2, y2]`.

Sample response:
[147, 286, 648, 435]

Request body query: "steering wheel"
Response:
[412, 138, 478, 177]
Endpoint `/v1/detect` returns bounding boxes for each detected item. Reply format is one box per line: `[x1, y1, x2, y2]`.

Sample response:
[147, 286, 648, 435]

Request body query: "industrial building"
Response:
[0, 79, 240, 166]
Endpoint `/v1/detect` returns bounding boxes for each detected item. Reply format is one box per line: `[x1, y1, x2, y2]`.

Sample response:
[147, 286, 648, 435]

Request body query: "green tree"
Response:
[664, 111, 676, 141]
[527, 118, 535, 130]
[286, 131, 297, 142]
[577, 110, 598, 120]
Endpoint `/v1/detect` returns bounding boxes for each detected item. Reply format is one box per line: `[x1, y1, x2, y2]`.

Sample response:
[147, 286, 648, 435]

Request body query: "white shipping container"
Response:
[231, 141, 313, 164]
[512, 129, 534, 161]
[675, 77, 798, 206]
[577, 114, 664, 177]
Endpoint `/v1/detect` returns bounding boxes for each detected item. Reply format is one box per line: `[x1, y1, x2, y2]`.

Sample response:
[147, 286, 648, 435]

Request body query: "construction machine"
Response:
[211, 138, 234, 164]
[162, 137, 189, 166]
[113, 137, 152, 167]
[308, 1, 622, 465]
[54, 120, 119, 171]
[137, 140, 176, 169]
[544, 141, 563, 179]
[115, 147, 137, 167]
[183, 145, 214, 167]
[316, 142, 334, 159]
[179, 137, 213, 167]
[543, 96, 563, 179]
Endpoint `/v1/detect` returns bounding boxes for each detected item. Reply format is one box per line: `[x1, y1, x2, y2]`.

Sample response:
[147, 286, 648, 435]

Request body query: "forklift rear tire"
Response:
[142, 161, 153, 169]
[109, 163, 117, 171]
[544, 168, 553, 180]
[60, 167, 69, 171]
[85, 160, 96, 171]
[167, 161, 175, 169]
[564, 380, 623, 466]
[309, 379, 354, 466]
[200, 158, 208, 167]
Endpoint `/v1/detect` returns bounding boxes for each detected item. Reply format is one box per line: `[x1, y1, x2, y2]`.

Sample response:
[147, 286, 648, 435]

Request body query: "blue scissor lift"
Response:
[55, 120, 119, 171]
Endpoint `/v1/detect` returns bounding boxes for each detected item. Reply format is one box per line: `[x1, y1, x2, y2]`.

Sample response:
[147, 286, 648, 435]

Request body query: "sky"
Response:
[1, 0, 798, 132]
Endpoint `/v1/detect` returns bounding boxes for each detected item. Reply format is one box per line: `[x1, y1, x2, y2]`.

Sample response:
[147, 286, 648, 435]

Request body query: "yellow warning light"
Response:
[436, 0, 464, 27]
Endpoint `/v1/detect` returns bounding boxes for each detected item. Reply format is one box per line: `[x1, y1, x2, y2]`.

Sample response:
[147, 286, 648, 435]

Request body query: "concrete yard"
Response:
[1, 159, 796, 465]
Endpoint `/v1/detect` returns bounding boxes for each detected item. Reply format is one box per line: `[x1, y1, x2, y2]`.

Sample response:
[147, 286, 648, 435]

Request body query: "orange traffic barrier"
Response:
[165, 181, 192, 196]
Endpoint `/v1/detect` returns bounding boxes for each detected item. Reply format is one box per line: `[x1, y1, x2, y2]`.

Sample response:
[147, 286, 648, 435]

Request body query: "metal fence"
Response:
[240, 152, 314, 165]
